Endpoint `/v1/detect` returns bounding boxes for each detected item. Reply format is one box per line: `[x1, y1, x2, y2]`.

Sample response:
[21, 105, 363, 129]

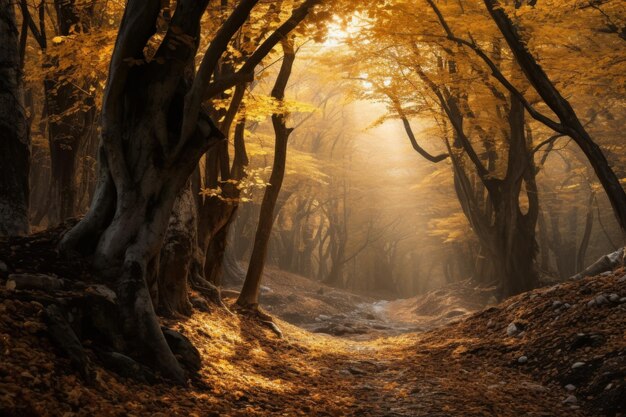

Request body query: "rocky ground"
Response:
[229, 266, 495, 340]
[0, 229, 625, 416]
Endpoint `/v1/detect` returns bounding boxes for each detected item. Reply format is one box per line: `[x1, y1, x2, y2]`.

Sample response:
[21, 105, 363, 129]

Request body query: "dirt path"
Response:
[276, 330, 589, 417]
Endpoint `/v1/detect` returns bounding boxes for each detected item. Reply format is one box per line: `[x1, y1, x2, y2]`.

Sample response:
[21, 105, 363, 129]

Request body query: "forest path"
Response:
[3, 249, 622, 416]
[239, 266, 492, 340]
[6, 271, 623, 417]
[247, 317, 588, 417]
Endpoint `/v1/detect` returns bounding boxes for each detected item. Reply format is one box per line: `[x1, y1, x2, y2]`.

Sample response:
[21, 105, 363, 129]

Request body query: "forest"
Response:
[0, 0, 625, 415]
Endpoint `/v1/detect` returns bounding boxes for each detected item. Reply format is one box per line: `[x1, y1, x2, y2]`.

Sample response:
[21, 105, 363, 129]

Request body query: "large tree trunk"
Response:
[441, 84, 538, 297]
[56, 0, 319, 381]
[0, 0, 30, 236]
[492, 94, 538, 297]
[157, 183, 196, 317]
[237, 39, 295, 308]
[59, 0, 222, 383]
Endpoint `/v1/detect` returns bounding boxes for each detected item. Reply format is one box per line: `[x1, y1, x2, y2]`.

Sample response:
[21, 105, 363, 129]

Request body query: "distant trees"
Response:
[345, 0, 625, 296]
[0, 0, 30, 236]
[17, 0, 101, 224]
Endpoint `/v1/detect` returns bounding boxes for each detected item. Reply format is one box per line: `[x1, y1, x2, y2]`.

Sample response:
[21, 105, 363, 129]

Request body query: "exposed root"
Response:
[190, 273, 235, 315]
[117, 258, 187, 385]
[42, 304, 94, 383]
[233, 303, 283, 338]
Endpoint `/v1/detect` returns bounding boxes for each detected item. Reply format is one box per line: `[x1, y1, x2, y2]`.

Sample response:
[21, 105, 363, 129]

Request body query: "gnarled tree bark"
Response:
[59, 0, 227, 383]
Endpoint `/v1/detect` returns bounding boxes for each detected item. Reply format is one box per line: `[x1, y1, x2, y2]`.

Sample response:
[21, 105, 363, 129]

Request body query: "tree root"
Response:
[31, 283, 199, 385]
[233, 304, 283, 338]
[43, 304, 94, 383]
[190, 274, 234, 315]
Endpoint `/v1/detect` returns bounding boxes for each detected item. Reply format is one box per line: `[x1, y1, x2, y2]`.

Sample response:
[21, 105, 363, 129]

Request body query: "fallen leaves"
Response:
[0, 230, 624, 416]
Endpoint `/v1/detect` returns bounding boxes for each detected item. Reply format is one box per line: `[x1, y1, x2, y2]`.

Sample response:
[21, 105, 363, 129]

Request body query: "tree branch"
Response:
[425, 0, 566, 134]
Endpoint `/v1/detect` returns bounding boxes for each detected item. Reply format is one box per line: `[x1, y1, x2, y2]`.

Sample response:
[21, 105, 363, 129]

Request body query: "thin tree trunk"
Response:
[44, 0, 91, 224]
[495, 94, 539, 296]
[237, 39, 295, 308]
[577, 192, 595, 272]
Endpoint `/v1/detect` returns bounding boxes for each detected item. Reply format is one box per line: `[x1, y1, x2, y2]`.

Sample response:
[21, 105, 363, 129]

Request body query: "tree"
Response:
[56, 0, 323, 382]
[0, 0, 30, 236]
[237, 38, 296, 310]
[483, 0, 626, 239]
[18, 0, 100, 224]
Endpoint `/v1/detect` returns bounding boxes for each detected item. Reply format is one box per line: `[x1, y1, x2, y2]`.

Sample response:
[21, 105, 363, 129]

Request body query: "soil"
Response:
[0, 228, 624, 416]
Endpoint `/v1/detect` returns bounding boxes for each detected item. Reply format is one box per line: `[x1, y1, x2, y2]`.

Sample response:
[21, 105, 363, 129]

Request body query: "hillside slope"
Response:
[0, 230, 624, 416]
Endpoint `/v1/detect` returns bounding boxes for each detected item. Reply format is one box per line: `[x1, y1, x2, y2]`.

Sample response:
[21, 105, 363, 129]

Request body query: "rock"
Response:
[605, 383, 613, 390]
[348, 367, 366, 375]
[552, 300, 562, 309]
[523, 382, 547, 393]
[316, 314, 331, 321]
[587, 299, 596, 308]
[6, 273, 64, 291]
[518, 356, 528, 364]
[506, 322, 520, 337]
[85, 285, 117, 303]
[445, 309, 466, 318]
[506, 301, 518, 311]
[565, 384, 576, 391]
[0, 260, 7, 272]
[162, 327, 201, 372]
[618, 275, 626, 283]
[620, 297, 626, 303]
[260, 285, 273, 294]
[571, 362, 586, 369]
[609, 293, 620, 303]
[562, 395, 577, 404]
[595, 294, 609, 305]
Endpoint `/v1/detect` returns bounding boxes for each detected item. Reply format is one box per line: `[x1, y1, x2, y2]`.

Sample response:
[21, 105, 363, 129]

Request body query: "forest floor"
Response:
[1, 229, 625, 416]
[244, 266, 496, 340]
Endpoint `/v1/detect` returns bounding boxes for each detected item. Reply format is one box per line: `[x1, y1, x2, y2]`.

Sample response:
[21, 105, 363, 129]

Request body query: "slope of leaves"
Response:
[1, 230, 624, 416]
